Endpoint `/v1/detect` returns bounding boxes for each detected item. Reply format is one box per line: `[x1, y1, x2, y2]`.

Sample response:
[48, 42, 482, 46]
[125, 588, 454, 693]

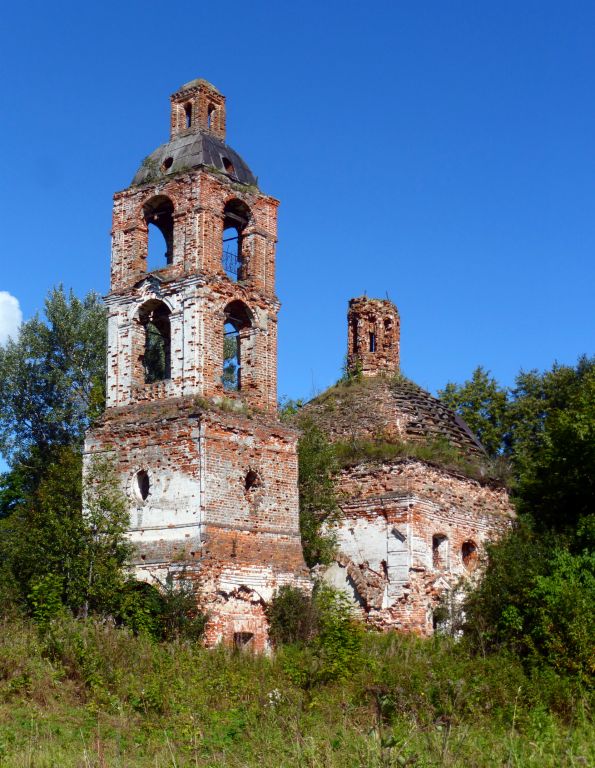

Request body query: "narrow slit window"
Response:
[184, 103, 192, 129]
[369, 331, 376, 352]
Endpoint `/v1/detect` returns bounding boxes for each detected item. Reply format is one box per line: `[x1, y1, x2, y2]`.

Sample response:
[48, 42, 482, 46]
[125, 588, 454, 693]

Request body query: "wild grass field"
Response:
[0, 616, 591, 768]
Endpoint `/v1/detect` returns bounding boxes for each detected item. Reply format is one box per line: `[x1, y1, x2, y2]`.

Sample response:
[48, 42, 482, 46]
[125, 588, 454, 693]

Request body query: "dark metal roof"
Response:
[131, 130, 257, 187]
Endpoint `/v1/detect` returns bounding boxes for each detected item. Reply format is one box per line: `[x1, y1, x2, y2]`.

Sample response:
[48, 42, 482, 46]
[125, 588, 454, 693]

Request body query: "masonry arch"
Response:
[222, 300, 254, 391]
[137, 299, 172, 384]
[222, 199, 252, 281]
[143, 195, 174, 271]
[462, 540, 478, 571]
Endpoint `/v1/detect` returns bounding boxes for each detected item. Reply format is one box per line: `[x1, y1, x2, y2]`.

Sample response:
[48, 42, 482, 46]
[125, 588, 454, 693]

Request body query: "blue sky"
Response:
[0, 0, 593, 407]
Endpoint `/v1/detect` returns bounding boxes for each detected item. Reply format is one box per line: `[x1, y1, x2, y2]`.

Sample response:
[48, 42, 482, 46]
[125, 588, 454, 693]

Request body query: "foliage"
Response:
[118, 575, 207, 642]
[464, 527, 595, 687]
[445, 358, 595, 684]
[278, 585, 364, 687]
[333, 434, 509, 483]
[439, 366, 509, 457]
[0, 615, 591, 766]
[0, 447, 131, 619]
[296, 420, 341, 566]
[0, 286, 106, 465]
[266, 584, 318, 646]
[513, 360, 595, 542]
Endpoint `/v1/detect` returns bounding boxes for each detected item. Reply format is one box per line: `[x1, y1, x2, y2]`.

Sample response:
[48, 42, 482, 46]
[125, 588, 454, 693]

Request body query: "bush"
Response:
[117, 574, 207, 642]
[266, 585, 318, 647]
[277, 584, 364, 687]
[464, 526, 595, 687]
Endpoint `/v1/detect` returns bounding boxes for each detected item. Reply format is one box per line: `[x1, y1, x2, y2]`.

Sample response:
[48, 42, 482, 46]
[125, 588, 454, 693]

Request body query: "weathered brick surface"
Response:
[347, 297, 400, 376]
[306, 298, 515, 635]
[85, 79, 307, 651]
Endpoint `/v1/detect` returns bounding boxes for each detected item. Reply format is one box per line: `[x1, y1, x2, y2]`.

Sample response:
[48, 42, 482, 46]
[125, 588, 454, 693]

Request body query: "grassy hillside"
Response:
[0, 616, 592, 767]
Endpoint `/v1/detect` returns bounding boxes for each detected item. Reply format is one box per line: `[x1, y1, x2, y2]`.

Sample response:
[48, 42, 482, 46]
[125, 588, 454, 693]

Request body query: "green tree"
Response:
[296, 420, 341, 567]
[510, 358, 595, 540]
[438, 366, 509, 457]
[0, 286, 106, 466]
[458, 358, 595, 682]
[0, 448, 131, 619]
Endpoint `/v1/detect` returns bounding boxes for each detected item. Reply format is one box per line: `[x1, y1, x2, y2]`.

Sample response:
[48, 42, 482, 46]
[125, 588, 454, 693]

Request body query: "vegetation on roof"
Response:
[290, 373, 500, 484]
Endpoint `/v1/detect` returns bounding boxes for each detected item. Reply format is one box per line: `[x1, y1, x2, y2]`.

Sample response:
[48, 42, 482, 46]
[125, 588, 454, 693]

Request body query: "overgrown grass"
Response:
[298, 375, 511, 485]
[0, 616, 591, 766]
[333, 436, 510, 484]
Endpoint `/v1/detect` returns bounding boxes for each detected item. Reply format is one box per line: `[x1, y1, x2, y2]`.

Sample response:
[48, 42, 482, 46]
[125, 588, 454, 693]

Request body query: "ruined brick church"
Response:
[85, 79, 513, 648]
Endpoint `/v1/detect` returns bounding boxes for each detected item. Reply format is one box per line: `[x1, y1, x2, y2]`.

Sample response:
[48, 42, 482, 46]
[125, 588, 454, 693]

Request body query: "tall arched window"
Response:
[143, 196, 174, 271]
[139, 301, 171, 383]
[222, 200, 250, 282]
[222, 301, 252, 391]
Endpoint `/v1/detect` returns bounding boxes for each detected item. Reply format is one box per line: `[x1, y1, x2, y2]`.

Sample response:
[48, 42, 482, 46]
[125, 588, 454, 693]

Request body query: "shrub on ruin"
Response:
[266, 585, 318, 646]
[277, 584, 364, 687]
[295, 420, 341, 566]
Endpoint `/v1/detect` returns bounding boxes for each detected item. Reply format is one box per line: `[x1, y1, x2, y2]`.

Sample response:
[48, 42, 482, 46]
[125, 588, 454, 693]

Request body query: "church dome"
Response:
[131, 130, 258, 187]
[298, 374, 485, 460]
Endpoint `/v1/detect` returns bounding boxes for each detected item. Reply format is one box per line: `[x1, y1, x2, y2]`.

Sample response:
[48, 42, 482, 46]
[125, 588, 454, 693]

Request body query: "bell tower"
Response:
[86, 78, 308, 651]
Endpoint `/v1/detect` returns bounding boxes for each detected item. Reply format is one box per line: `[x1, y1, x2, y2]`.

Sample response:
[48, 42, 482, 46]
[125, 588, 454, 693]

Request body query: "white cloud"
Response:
[0, 292, 22, 345]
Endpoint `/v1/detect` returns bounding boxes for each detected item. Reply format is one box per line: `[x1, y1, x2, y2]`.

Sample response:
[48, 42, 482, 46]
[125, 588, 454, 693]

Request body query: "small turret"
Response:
[347, 297, 400, 376]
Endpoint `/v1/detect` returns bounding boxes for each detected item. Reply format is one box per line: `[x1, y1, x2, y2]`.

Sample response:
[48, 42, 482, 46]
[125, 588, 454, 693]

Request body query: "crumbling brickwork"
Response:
[325, 459, 513, 634]
[347, 297, 400, 376]
[85, 79, 308, 651]
[304, 298, 515, 635]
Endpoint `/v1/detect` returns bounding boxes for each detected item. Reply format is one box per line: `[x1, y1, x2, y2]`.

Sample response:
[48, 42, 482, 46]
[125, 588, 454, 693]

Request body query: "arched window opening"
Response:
[143, 196, 174, 271]
[222, 157, 235, 176]
[222, 301, 252, 392]
[184, 102, 192, 129]
[462, 541, 478, 571]
[432, 534, 449, 570]
[222, 200, 250, 282]
[139, 301, 171, 384]
[207, 104, 216, 129]
[133, 470, 150, 502]
[223, 320, 240, 390]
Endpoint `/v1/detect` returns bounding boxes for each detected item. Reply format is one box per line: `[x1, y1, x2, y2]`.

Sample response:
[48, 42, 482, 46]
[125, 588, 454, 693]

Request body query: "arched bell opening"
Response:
[222, 199, 251, 282]
[138, 300, 172, 384]
[143, 196, 174, 271]
[222, 300, 253, 392]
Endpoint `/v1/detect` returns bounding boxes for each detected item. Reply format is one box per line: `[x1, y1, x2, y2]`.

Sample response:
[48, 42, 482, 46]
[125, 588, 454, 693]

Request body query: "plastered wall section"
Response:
[85, 403, 309, 649]
[324, 459, 514, 634]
